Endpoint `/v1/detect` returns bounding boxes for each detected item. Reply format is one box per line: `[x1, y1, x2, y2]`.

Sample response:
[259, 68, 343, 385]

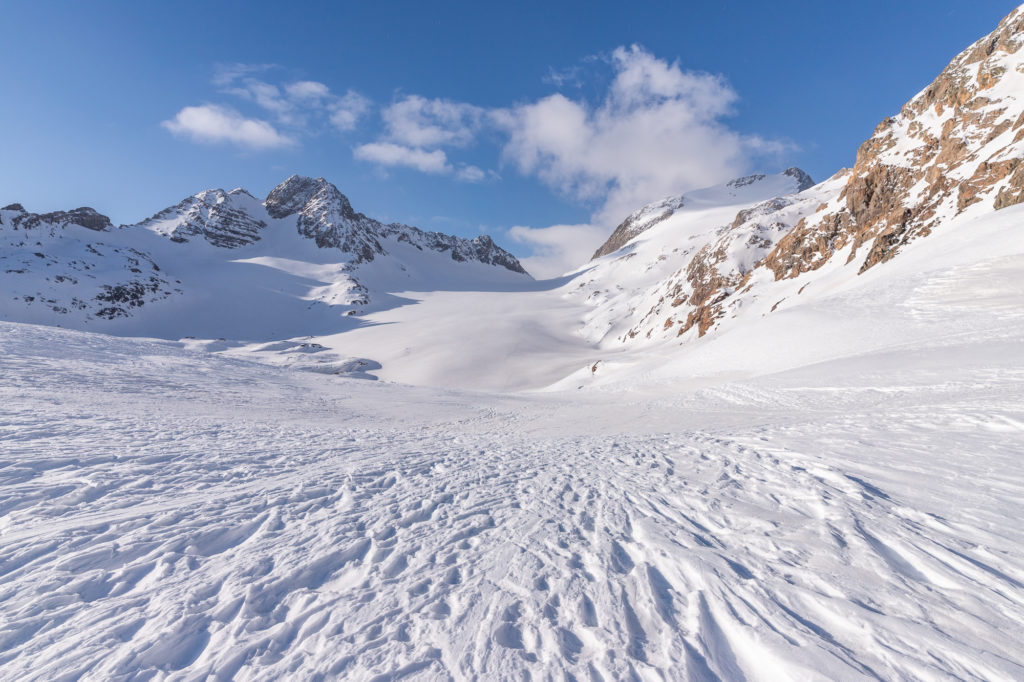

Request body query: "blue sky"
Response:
[1, 1, 1017, 274]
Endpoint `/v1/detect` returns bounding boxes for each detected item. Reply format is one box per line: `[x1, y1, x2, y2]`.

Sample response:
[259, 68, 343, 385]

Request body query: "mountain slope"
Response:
[0, 176, 529, 339]
[767, 6, 1024, 280]
[572, 4, 1024, 353]
[565, 169, 823, 346]
[591, 168, 814, 260]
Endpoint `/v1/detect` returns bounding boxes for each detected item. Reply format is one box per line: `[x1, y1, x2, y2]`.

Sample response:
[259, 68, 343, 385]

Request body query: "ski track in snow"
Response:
[2, 324, 1023, 680]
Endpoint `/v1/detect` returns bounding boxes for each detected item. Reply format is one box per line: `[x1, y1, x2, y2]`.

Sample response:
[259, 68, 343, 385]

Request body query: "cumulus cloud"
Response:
[161, 105, 294, 149]
[173, 66, 372, 145]
[455, 165, 487, 183]
[496, 45, 785, 227]
[506, 223, 611, 279]
[285, 80, 330, 100]
[354, 96, 497, 179]
[353, 143, 450, 174]
[382, 96, 485, 148]
[329, 90, 372, 132]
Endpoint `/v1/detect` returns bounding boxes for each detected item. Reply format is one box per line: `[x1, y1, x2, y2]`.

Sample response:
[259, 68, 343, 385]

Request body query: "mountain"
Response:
[3, 8, 1023, 391]
[0, 176, 529, 338]
[766, 6, 1024, 279]
[565, 169, 827, 345]
[591, 168, 814, 260]
[573, 5, 1024, 349]
[301, 6, 1024, 391]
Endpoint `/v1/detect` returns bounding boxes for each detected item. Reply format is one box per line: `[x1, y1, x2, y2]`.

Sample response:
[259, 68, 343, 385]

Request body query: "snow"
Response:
[0, 178, 530, 342]
[2, 284, 1023, 679]
[3, 198, 1024, 678]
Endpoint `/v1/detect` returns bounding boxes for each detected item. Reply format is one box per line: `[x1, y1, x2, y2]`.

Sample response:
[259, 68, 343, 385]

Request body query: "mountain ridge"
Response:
[577, 4, 1024, 347]
[0, 175, 529, 334]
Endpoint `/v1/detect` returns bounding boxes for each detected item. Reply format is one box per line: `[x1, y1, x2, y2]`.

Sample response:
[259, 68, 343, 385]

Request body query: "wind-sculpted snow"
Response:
[2, 322, 1023, 679]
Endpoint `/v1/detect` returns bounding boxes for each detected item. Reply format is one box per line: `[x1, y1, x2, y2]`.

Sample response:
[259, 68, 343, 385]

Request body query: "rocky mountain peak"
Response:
[592, 168, 815, 261]
[135, 188, 268, 248]
[764, 5, 1024, 280]
[264, 175, 358, 222]
[2, 205, 112, 232]
[783, 167, 815, 191]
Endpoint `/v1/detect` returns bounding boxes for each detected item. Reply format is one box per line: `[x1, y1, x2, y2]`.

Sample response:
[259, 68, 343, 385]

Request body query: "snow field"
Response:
[2, 323, 1023, 680]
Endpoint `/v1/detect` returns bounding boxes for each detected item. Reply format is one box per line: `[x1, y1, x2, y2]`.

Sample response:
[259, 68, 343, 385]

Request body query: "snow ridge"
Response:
[136, 188, 268, 248]
[0, 175, 529, 333]
[591, 168, 813, 260]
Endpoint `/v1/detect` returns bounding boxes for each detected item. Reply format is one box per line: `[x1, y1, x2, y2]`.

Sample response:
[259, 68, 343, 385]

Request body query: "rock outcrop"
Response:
[3, 205, 112, 233]
[764, 6, 1024, 279]
[136, 188, 267, 248]
[592, 168, 814, 260]
[264, 175, 527, 273]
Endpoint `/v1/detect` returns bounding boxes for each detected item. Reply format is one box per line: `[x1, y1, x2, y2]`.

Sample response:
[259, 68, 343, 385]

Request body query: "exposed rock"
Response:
[135, 188, 267, 248]
[8, 206, 112, 232]
[592, 196, 686, 260]
[264, 175, 527, 273]
[629, 193, 817, 338]
[764, 5, 1024, 280]
[782, 167, 816, 191]
[264, 174, 336, 219]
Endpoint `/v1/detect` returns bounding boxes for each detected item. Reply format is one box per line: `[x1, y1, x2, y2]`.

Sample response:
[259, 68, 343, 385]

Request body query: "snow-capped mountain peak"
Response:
[263, 174, 348, 219]
[136, 187, 269, 248]
[592, 168, 815, 260]
[1, 203, 113, 233]
[1, 174, 529, 336]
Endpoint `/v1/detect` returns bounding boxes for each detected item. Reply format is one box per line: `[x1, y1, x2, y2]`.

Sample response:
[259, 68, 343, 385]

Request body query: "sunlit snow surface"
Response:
[3, 302, 1024, 680]
[4, 194, 1024, 677]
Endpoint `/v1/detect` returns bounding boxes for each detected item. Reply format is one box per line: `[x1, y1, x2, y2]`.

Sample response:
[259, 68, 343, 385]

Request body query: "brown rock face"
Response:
[621, 190, 822, 340]
[764, 6, 1024, 281]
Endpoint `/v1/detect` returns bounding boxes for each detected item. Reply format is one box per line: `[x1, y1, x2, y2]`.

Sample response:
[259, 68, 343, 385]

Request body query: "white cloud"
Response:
[356, 97, 498, 179]
[212, 62, 276, 87]
[161, 105, 294, 150]
[200, 67, 372, 139]
[382, 96, 484, 148]
[329, 90, 372, 132]
[455, 165, 486, 182]
[542, 65, 582, 88]
[285, 80, 330, 100]
[495, 45, 785, 227]
[506, 223, 611, 279]
[224, 80, 296, 123]
[353, 143, 450, 174]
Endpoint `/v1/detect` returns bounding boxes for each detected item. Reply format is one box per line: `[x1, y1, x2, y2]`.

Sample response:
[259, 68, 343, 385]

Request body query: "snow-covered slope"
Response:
[566, 168, 825, 346]
[550, 4, 1024, 359]
[591, 168, 814, 260]
[0, 176, 529, 340]
[2, 299, 1023, 679]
